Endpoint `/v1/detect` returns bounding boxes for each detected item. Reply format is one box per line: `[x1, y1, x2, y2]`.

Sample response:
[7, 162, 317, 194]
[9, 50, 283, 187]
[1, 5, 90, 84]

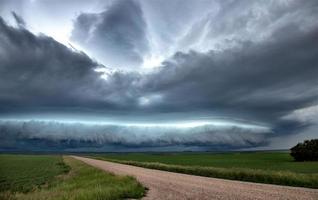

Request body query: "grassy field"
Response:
[91, 152, 318, 188]
[0, 155, 145, 200]
[0, 155, 70, 193]
[91, 152, 318, 173]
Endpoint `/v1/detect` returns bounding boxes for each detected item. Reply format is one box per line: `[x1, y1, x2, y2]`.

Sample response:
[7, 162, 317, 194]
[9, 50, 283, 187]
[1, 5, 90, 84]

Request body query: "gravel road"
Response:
[71, 156, 318, 200]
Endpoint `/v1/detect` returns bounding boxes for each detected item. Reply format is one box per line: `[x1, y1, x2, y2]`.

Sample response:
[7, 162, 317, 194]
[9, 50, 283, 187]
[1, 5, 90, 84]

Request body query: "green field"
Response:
[91, 152, 318, 188]
[91, 152, 318, 173]
[0, 155, 70, 193]
[0, 155, 145, 200]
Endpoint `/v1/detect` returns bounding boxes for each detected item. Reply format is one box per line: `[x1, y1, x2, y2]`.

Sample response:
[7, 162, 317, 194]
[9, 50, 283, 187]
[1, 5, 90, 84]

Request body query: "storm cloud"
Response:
[141, 26, 318, 122]
[0, 1, 318, 151]
[71, 0, 149, 69]
[0, 15, 109, 110]
[0, 120, 270, 152]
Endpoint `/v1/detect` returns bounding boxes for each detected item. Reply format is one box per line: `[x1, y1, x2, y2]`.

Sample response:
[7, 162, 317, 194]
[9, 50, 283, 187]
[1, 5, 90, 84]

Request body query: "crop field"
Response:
[91, 152, 318, 173]
[0, 155, 145, 200]
[91, 152, 318, 188]
[0, 155, 69, 193]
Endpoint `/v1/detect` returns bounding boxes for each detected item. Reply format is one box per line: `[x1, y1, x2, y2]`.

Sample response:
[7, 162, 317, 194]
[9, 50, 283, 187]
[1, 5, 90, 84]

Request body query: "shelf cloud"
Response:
[0, 120, 271, 152]
[0, 0, 318, 151]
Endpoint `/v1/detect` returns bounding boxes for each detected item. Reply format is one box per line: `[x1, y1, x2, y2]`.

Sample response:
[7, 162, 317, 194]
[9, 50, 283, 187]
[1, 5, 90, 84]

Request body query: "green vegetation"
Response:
[291, 139, 318, 161]
[91, 152, 318, 173]
[91, 152, 318, 188]
[0, 155, 70, 193]
[0, 155, 145, 200]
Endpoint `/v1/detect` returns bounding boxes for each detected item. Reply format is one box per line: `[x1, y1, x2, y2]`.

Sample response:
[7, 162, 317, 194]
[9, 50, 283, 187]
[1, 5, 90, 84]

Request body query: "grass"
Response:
[0, 155, 70, 193]
[0, 155, 145, 200]
[91, 152, 318, 188]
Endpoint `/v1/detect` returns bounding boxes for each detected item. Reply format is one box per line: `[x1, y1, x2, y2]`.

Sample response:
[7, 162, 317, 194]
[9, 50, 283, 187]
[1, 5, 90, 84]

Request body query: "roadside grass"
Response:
[89, 152, 318, 173]
[0, 155, 145, 200]
[91, 152, 318, 188]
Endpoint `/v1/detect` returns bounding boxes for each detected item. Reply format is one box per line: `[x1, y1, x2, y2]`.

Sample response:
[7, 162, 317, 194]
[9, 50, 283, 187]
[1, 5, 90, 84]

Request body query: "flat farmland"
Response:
[0, 155, 69, 193]
[0, 154, 145, 200]
[91, 152, 318, 188]
[91, 152, 318, 173]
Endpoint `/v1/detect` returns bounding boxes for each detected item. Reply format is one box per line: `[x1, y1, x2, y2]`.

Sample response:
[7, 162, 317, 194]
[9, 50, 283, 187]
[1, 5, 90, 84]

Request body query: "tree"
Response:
[290, 139, 318, 161]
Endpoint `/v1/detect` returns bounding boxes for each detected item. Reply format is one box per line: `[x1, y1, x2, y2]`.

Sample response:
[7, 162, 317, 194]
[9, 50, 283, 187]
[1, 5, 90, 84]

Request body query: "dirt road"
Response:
[72, 156, 318, 200]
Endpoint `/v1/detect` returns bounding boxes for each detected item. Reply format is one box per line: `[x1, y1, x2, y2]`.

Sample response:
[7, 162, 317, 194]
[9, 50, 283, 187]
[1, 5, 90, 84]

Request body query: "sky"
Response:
[0, 0, 317, 152]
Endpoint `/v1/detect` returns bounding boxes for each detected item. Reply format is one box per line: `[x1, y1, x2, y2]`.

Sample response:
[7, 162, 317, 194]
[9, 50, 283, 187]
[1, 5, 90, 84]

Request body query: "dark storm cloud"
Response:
[2, 1, 316, 123]
[1, 12, 318, 128]
[0, 1, 318, 151]
[146, 26, 318, 115]
[71, 0, 149, 68]
[0, 14, 143, 114]
[0, 15, 110, 110]
[0, 120, 270, 152]
[137, 25, 318, 132]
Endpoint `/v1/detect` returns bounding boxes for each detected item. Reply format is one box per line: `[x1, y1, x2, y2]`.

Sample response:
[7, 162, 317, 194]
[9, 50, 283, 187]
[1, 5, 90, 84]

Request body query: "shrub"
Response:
[290, 139, 318, 161]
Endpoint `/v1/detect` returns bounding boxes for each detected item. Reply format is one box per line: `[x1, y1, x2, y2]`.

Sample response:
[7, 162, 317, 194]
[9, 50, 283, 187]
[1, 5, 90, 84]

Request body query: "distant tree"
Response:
[290, 139, 318, 161]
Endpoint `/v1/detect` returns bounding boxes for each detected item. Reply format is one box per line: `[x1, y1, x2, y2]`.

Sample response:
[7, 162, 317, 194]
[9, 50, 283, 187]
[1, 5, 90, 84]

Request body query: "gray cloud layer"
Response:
[0, 1, 318, 151]
[0, 120, 270, 152]
[0, 16, 109, 110]
[71, 0, 149, 69]
[144, 27, 318, 122]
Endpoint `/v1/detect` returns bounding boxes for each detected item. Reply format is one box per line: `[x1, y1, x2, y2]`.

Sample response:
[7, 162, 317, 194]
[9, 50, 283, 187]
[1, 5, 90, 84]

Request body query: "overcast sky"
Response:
[0, 0, 317, 152]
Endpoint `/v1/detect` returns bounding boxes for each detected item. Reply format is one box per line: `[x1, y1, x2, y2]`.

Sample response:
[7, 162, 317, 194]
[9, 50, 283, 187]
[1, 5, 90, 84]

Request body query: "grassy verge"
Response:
[88, 152, 318, 173]
[91, 152, 318, 189]
[0, 155, 145, 200]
